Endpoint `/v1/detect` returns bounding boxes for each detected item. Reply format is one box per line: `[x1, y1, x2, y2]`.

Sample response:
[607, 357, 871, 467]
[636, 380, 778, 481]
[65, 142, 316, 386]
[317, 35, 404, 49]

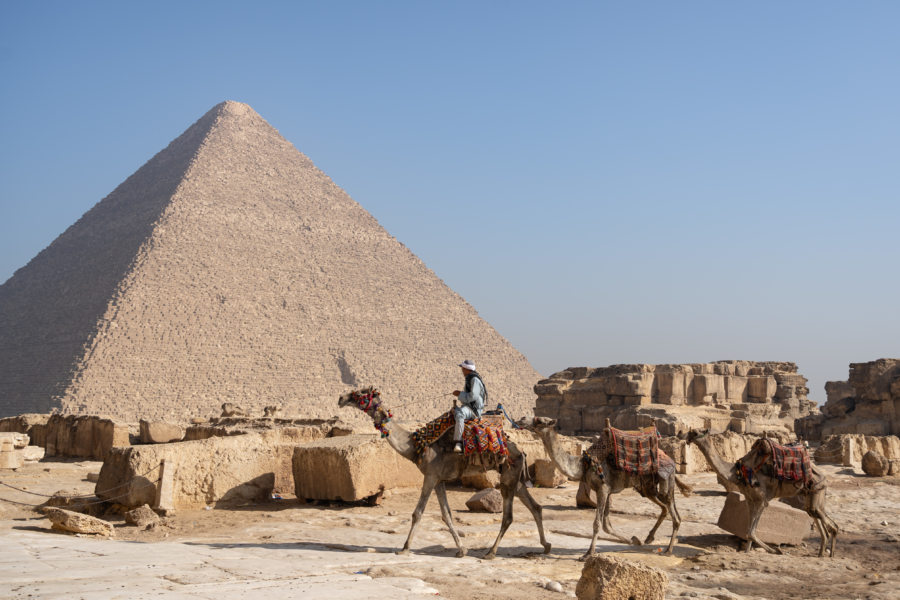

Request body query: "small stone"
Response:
[544, 581, 563, 592]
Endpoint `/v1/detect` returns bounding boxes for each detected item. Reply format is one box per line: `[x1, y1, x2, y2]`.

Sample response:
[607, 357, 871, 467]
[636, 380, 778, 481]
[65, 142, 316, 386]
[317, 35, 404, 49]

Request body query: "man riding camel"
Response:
[451, 359, 487, 453]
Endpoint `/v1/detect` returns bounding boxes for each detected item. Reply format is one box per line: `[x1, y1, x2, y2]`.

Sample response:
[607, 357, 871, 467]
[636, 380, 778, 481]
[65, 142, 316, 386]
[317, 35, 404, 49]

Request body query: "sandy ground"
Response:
[1, 458, 898, 600]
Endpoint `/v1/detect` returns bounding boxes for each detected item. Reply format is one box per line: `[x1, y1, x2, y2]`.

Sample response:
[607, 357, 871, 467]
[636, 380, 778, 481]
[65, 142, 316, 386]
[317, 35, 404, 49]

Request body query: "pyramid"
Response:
[0, 101, 542, 423]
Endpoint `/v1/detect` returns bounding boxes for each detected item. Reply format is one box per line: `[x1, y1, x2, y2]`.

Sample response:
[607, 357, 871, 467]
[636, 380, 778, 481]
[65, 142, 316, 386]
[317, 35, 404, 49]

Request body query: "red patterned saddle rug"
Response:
[742, 438, 811, 484]
[411, 411, 509, 459]
[605, 425, 659, 475]
[583, 425, 663, 477]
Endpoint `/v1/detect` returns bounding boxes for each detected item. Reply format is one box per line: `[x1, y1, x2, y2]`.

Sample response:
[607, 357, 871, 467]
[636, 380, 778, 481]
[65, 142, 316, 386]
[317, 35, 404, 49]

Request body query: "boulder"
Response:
[22, 446, 45, 461]
[0, 431, 29, 448]
[465, 488, 503, 513]
[125, 504, 161, 529]
[139, 420, 185, 444]
[862, 450, 889, 477]
[42, 507, 115, 537]
[576, 554, 668, 600]
[292, 434, 423, 502]
[44, 415, 130, 460]
[716, 491, 811, 545]
[533, 459, 567, 487]
[461, 468, 500, 490]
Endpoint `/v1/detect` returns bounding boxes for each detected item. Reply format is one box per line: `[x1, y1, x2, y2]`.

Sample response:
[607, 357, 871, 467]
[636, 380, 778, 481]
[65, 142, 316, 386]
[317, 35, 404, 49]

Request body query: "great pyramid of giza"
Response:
[0, 101, 542, 423]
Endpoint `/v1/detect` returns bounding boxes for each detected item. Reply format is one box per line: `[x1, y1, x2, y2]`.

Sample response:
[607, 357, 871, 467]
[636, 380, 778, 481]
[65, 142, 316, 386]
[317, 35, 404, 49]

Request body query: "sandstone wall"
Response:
[0, 414, 50, 447]
[796, 359, 900, 440]
[535, 361, 815, 436]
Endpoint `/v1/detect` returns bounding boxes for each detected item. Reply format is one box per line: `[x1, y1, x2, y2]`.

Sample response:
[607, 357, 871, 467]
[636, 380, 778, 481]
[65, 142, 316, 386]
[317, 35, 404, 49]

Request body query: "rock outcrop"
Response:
[796, 359, 900, 440]
[535, 361, 815, 436]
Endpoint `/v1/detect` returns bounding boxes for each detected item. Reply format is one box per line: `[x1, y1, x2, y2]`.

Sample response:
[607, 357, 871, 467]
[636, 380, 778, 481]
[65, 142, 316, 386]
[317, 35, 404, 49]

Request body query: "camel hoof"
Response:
[542, 542, 552, 554]
[482, 550, 497, 561]
[456, 548, 467, 558]
[644, 535, 655, 545]
[630, 536, 642, 546]
[395, 548, 410, 556]
[579, 552, 594, 562]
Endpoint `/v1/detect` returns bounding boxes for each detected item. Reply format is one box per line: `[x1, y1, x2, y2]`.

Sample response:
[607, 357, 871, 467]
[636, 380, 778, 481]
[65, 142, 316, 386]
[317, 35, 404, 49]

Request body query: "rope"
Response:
[497, 403, 522, 429]
[0, 476, 161, 509]
[0, 462, 161, 499]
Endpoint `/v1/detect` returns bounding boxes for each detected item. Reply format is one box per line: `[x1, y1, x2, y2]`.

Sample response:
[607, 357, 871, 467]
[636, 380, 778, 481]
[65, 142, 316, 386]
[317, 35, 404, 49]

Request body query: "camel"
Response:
[338, 388, 551, 559]
[527, 416, 692, 558]
[685, 430, 838, 557]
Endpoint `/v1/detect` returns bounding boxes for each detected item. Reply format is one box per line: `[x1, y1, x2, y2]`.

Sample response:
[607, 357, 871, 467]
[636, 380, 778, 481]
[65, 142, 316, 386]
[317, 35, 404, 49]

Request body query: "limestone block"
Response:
[576, 554, 668, 600]
[125, 504, 161, 529]
[725, 376, 748, 401]
[0, 432, 29, 448]
[0, 448, 24, 469]
[43, 507, 115, 537]
[693, 375, 724, 402]
[465, 488, 503, 513]
[139, 420, 185, 444]
[716, 492, 811, 545]
[533, 459, 567, 487]
[22, 446, 45, 461]
[292, 435, 423, 502]
[747, 376, 776, 401]
[97, 432, 294, 509]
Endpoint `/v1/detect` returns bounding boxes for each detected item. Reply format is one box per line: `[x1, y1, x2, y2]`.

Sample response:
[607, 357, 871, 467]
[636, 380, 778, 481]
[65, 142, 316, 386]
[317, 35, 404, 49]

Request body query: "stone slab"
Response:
[716, 491, 811, 545]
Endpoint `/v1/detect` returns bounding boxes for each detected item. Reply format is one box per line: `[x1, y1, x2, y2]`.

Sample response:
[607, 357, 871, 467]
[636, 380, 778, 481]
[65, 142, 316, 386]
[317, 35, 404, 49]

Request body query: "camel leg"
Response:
[599, 489, 642, 549]
[812, 516, 828, 558]
[746, 499, 781, 555]
[482, 481, 517, 560]
[399, 476, 438, 555]
[808, 495, 838, 558]
[514, 481, 552, 554]
[433, 482, 466, 558]
[642, 493, 668, 545]
[664, 492, 681, 555]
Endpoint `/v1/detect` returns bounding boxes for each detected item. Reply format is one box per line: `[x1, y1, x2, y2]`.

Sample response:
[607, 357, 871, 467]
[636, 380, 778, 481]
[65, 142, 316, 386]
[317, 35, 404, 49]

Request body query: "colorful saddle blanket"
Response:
[741, 438, 811, 484]
[411, 410, 509, 458]
[606, 425, 659, 475]
[583, 425, 663, 477]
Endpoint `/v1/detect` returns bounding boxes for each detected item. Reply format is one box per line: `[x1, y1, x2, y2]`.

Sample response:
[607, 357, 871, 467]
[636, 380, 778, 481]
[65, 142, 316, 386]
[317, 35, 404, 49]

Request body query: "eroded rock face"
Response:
[139, 420, 184, 444]
[576, 554, 668, 600]
[796, 359, 900, 440]
[814, 434, 900, 469]
[536, 361, 815, 437]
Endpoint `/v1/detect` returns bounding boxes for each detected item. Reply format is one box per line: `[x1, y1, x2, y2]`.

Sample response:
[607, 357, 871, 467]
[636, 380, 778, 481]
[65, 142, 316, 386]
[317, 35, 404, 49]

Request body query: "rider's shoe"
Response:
[453, 442, 463, 453]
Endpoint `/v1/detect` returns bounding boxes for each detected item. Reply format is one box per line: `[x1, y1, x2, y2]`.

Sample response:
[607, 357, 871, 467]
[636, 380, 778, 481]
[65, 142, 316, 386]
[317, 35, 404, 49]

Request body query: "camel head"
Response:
[338, 387, 378, 410]
[684, 429, 709, 445]
[530, 416, 559, 435]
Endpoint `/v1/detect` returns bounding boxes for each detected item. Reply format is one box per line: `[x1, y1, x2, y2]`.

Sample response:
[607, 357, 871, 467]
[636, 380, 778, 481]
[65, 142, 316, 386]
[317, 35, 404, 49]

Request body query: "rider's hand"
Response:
[452, 390, 461, 397]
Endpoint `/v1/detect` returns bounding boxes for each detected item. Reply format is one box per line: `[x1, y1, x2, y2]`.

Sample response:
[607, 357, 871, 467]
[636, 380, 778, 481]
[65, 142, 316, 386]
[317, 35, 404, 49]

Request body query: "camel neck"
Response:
[377, 419, 418, 462]
[692, 436, 736, 483]
[538, 429, 584, 480]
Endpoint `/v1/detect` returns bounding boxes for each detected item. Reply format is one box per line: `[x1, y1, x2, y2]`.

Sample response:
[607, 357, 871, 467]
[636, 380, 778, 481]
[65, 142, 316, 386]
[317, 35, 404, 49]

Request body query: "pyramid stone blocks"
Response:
[0, 102, 542, 424]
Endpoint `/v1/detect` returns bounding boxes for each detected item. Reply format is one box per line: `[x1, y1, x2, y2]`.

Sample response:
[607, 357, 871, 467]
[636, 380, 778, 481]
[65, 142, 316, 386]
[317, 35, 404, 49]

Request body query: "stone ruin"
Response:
[534, 360, 817, 437]
[796, 358, 900, 440]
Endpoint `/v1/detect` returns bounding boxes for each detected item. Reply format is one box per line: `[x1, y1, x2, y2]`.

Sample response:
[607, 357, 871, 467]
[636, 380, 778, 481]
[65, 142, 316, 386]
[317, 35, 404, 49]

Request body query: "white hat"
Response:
[458, 360, 476, 371]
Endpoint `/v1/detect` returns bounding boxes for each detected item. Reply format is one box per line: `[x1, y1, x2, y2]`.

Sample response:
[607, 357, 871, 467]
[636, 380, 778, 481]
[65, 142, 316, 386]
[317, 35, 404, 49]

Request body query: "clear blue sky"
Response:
[2, 2, 898, 403]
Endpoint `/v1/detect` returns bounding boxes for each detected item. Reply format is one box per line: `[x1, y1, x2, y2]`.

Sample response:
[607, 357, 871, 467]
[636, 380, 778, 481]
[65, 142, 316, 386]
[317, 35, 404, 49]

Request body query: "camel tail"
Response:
[675, 475, 693, 497]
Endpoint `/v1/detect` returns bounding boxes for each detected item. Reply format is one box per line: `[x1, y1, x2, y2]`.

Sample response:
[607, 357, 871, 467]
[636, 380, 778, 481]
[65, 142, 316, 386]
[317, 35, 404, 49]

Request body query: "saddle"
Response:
[411, 410, 509, 460]
[739, 437, 812, 485]
[583, 425, 662, 477]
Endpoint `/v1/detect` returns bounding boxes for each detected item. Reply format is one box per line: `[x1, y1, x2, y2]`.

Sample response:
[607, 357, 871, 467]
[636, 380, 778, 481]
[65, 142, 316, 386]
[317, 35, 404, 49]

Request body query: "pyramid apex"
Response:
[207, 100, 259, 121]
